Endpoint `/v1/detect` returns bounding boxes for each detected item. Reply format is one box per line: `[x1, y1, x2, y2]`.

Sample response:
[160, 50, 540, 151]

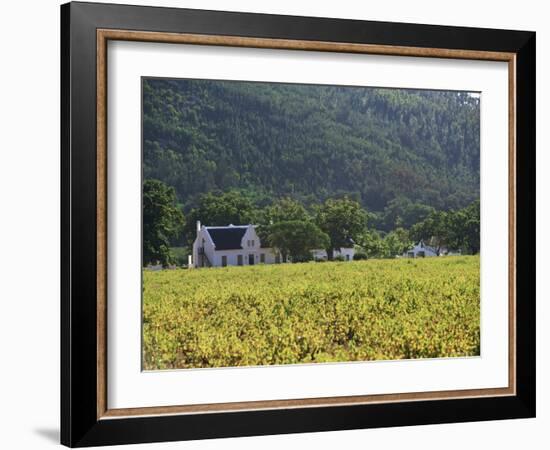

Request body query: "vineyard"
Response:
[143, 256, 480, 370]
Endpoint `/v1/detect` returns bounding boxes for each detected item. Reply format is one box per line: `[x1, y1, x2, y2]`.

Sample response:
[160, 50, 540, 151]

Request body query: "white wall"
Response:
[312, 247, 355, 261]
[0, 1, 546, 449]
[195, 226, 278, 266]
[212, 248, 279, 266]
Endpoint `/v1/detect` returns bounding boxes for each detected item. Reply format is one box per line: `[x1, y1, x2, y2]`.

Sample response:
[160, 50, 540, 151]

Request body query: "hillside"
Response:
[143, 78, 480, 215]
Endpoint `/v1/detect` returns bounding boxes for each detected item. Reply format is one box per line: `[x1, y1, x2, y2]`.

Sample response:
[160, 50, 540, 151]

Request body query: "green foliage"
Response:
[256, 197, 314, 248]
[143, 256, 480, 369]
[380, 196, 435, 231]
[260, 197, 310, 224]
[356, 229, 386, 258]
[143, 79, 480, 214]
[410, 200, 479, 254]
[170, 247, 190, 267]
[451, 200, 480, 254]
[410, 211, 448, 253]
[142, 179, 185, 267]
[356, 227, 412, 259]
[352, 252, 369, 261]
[383, 228, 412, 257]
[267, 220, 329, 262]
[143, 79, 480, 253]
[315, 197, 368, 259]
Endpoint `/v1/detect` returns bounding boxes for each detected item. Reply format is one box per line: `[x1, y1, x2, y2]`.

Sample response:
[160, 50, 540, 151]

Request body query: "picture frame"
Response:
[60, 1, 535, 447]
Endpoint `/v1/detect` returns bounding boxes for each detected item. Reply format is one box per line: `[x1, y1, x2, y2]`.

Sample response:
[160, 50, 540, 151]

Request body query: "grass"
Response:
[143, 256, 480, 370]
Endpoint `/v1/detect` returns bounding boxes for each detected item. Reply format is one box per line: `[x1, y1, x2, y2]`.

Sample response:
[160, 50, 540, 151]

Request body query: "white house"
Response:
[403, 240, 440, 258]
[191, 221, 355, 268]
[192, 222, 280, 268]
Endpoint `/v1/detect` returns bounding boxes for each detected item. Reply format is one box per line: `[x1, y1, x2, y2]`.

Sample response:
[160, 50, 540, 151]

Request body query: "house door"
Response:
[248, 254, 255, 265]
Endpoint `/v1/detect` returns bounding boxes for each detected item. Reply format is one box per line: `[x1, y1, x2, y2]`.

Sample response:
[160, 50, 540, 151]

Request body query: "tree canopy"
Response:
[315, 198, 368, 259]
[142, 78, 480, 261]
[143, 79, 480, 214]
[268, 220, 329, 263]
[143, 179, 185, 267]
[410, 200, 479, 254]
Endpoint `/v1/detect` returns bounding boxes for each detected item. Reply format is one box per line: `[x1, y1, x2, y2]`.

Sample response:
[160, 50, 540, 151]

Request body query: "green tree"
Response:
[410, 211, 449, 255]
[381, 196, 435, 231]
[315, 198, 368, 260]
[268, 220, 329, 263]
[262, 197, 310, 223]
[143, 79, 480, 217]
[356, 227, 411, 259]
[143, 179, 185, 267]
[356, 229, 386, 259]
[410, 200, 479, 255]
[462, 200, 480, 254]
[383, 227, 412, 257]
[257, 197, 310, 246]
[444, 200, 480, 254]
[184, 191, 258, 244]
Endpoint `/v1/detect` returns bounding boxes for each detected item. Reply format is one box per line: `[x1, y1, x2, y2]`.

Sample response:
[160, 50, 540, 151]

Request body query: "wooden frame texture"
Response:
[62, 1, 536, 447]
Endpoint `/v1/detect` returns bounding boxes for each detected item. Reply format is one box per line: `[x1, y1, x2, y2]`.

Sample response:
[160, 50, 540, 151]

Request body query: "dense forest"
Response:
[142, 78, 480, 265]
[143, 78, 479, 222]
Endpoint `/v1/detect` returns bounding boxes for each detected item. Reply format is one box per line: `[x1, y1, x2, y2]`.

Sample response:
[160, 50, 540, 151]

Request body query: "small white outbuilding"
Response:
[403, 240, 440, 258]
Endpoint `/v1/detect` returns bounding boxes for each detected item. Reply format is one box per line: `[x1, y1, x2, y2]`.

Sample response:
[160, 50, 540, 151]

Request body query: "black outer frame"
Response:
[60, 1, 535, 447]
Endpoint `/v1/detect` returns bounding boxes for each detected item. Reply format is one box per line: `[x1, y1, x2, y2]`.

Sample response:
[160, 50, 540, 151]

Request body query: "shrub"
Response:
[170, 247, 189, 267]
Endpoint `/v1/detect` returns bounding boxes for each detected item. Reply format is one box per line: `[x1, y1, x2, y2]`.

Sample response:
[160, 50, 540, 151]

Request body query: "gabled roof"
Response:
[205, 226, 248, 250]
[414, 240, 438, 254]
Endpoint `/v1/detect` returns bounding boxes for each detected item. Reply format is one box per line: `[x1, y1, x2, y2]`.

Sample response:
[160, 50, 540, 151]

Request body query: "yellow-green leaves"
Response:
[142, 256, 480, 370]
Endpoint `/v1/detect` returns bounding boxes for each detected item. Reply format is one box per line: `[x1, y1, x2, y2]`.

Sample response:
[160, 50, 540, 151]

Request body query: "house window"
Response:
[248, 254, 255, 265]
[251, 240, 255, 247]
[237, 255, 243, 266]
[221, 255, 227, 267]
[346, 255, 350, 261]
[260, 253, 265, 263]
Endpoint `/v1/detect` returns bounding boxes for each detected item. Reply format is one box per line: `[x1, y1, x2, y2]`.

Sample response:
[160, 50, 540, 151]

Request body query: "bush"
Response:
[334, 255, 345, 262]
[291, 252, 313, 263]
[170, 247, 190, 267]
[353, 252, 368, 261]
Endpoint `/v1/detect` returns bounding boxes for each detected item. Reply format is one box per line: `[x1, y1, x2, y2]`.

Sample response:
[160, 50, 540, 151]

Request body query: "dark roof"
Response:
[206, 226, 247, 250]
[416, 241, 438, 254]
[342, 237, 355, 248]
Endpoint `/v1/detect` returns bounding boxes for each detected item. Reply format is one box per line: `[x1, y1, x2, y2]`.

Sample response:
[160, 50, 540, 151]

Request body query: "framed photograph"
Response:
[61, 1, 535, 447]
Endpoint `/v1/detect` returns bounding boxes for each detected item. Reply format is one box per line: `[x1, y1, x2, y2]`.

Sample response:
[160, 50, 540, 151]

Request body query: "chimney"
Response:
[196, 220, 201, 233]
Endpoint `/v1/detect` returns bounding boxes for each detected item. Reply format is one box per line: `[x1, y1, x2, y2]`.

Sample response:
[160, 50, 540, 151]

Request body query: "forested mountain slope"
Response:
[143, 78, 479, 215]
